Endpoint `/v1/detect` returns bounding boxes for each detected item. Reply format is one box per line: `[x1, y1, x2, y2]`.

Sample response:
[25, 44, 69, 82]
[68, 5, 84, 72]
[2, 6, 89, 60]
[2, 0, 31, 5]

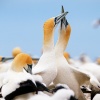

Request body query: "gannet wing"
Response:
[69, 65, 90, 86]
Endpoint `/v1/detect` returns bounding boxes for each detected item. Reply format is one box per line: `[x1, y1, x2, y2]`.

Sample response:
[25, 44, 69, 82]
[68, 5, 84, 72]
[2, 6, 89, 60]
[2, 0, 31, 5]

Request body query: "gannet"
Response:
[0, 53, 51, 100]
[0, 53, 34, 99]
[32, 12, 67, 86]
[0, 53, 33, 98]
[53, 6, 100, 100]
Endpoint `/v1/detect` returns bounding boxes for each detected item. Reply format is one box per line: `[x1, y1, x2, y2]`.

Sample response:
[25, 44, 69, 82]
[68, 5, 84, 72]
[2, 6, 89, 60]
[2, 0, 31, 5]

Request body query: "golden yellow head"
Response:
[43, 12, 67, 34]
[12, 47, 22, 58]
[11, 53, 33, 73]
[43, 18, 55, 34]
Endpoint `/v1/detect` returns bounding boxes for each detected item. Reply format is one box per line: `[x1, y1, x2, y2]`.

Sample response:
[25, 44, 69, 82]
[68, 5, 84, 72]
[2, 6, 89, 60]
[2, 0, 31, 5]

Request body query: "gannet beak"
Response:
[27, 64, 32, 74]
[24, 64, 32, 74]
[61, 6, 68, 28]
[54, 11, 68, 25]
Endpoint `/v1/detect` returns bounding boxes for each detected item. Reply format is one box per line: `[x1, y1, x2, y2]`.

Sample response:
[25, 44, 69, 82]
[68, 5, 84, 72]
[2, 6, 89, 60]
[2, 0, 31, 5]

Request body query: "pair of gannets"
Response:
[28, 84, 77, 100]
[30, 6, 100, 100]
[0, 53, 50, 100]
[32, 11, 68, 86]
[53, 6, 100, 100]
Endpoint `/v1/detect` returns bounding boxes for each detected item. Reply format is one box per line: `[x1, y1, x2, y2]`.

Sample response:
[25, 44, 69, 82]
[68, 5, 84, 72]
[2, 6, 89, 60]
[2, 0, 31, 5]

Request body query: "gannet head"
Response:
[11, 53, 33, 74]
[43, 11, 68, 34]
[12, 47, 22, 58]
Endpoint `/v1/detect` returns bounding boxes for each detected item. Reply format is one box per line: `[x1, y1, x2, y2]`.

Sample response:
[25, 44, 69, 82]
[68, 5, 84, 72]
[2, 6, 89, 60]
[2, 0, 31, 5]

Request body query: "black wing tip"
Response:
[5, 80, 37, 100]
[36, 81, 50, 92]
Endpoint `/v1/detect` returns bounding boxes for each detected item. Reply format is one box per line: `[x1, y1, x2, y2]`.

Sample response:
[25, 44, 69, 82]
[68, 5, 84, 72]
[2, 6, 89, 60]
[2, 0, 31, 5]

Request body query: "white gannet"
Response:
[0, 53, 34, 99]
[32, 12, 67, 86]
[53, 6, 100, 100]
[1, 53, 51, 100]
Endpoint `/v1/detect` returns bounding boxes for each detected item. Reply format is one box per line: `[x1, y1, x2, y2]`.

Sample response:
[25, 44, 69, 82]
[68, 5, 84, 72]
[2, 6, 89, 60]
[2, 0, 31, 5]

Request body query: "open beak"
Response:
[54, 11, 68, 26]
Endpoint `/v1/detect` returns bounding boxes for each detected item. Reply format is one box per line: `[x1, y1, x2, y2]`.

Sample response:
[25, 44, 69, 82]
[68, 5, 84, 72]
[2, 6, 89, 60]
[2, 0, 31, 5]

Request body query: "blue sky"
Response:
[0, 0, 100, 60]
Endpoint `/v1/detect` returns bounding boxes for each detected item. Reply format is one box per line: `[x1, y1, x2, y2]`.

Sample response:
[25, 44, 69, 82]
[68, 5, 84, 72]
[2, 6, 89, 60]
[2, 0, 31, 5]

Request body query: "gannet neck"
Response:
[55, 24, 71, 55]
[11, 53, 33, 72]
[43, 18, 55, 52]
